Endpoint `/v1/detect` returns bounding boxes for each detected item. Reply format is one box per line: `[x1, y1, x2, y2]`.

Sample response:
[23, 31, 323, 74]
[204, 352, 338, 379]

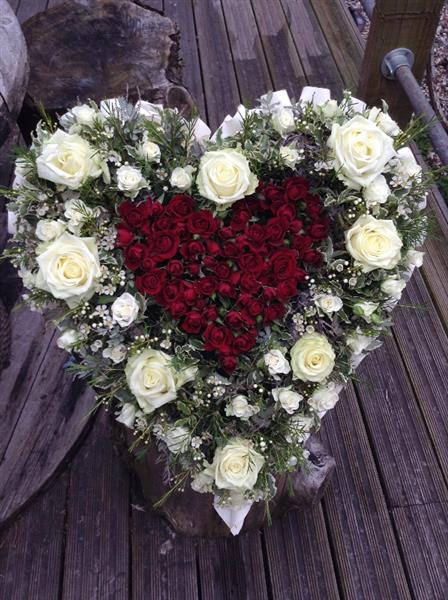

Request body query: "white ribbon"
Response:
[213, 496, 253, 536]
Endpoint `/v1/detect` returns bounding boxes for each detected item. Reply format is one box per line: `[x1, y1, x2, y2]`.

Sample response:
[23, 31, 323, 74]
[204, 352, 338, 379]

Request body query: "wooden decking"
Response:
[0, 1, 448, 599]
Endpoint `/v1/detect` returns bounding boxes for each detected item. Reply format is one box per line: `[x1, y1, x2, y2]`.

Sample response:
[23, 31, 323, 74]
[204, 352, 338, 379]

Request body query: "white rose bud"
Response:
[170, 166, 194, 191]
[280, 145, 301, 168]
[264, 349, 291, 377]
[353, 301, 379, 322]
[225, 395, 259, 420]
[381, 278, 406, 299]
[368, 107, 400, 136]
[272, 108, 295, 135]
[321, 99, 340, 119]
[139, 141, 161, 162]
[363, 175, 390, 208]
[315, 294, 343, 314]
[56, 329, 80, 350]
[71, 104, 97, 126]
[116, 403, 138, 428]
[290, 332, 335, 382]
[111, 292, 139, 327]
[35, 219, 65, 242]
[394, 147, 422, 184]
[308, 382, 343, 413]
[272, 387, 303, 414]
[327, 115, 395, 189]
[345, 214, 402, 272]
[208, 439, 265, 491]
[116, 165, 146, 198]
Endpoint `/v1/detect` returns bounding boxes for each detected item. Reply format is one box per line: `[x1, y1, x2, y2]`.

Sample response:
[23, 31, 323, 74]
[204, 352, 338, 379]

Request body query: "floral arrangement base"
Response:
[119, 424, 335, 537]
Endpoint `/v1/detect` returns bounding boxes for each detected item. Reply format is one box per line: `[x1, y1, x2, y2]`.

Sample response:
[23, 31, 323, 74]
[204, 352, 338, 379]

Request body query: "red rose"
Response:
[270, 248, 298, 281]
[230, 209, 251, 232]
[115, 224, 134, 247]
[240, 272, 260, 294]
[221, 355, 237, 374]
[217, 281, 236, 298]
[187, 263, 201, 276]
[246, 224, 265, 245]
[225, 310, 243, 328]
[197, 276, 218, 296]
[183, 284, 198, 304]
[203, 256, 218, 270]
[233, 331, 256, 354]
[264, 301, 285, 323]
[238, 253, 265, 277]
[204, 306, 218, 321]
[135, 269, 166, 296]
[168, 301, 188, 319]
[118, 198, 154, 229]
[167, 260, 184, 276]
[180, 240, 205, 260]
[152, 231, 180, 260]
[219, 227, 234, 240]
[166, 194, 194, 219]
[308, 222, 329, 240]
[263, 184, 284, 204]
[277, 280, 298, 301]
[161, 280, 183, 305]
[206, 240, 221, 255]
[303, 249, 322, 265]
[142, 256, 156, 271]
[214, 263, 232, 280]
[266, 216, 289, 245]
[203, 324, 233, 354]
[124, 243, 145, 270]
[246, 299, 263, 317]
[181, 311, 203, 334]
[222, 241, 239, 258]
[187, 210, 219, 237]
[153, 216, 176, 232]
[289, 219, 304, 233]
[284, 177, 309, 201]
[275, 203, 296, 220]
[292, 235, 312, 252]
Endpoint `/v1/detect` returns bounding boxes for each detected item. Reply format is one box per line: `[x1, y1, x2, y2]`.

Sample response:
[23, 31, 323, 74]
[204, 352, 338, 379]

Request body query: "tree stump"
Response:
[20, 0, 195, 137]
[117, 424, 335, 537]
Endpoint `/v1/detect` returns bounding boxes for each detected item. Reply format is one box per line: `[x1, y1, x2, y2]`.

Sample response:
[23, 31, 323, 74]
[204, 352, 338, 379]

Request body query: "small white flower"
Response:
[405, 249, 424, 271]
[308, 382, 343, 414]
[353, 301, 378, 322]
[280, 145, 301, 168]
[57, 329, 80, 350]
[156, 425, 190, 453]
[264, 349, 291, 377]
[35, 219, 65, 242]
[70, 104, 98, 127]
[170, 165, 194, 191]
[315, 294, 343, 314]
[393, 147, 422, 185]
[103, 343, 127, 364]
[111, 292, 139, 327]
[225, 395, 259, 420]
[363, 175, 390, 208]
[139, 141, 161, 162]
[116, 165, 146, 198]
[321, 99, 340, 119]
[381, 278, 406, 299]
[272, 108, 295, 135]
[272, 387, 303, 414]
[116, 403, 138, 428]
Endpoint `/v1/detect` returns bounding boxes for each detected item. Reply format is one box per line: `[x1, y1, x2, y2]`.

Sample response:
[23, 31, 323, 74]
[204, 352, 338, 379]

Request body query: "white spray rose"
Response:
[345, 214, 402, 272]
[405, 249, 424, 271]
[170, 166, 194, 191]
[264, 349, 291, 377]
[197, 149, 258, 209]
[327, 115, 395, 189]
[272, 108, 295, 135]
[394, 147, 422, 184]
[368, 107, 400, 136]
[315, 294, 343, 314]
[225, 395, 259, 420]
[125, 349, 196, 414]
[71, 104, 97, 126]
[103, 344, 127, 364]
[280, 145, 300, 168]
[208, 439, 265, 491]
[308, 382, 343, 413]
[272, 387, 303, 414]
[116, 165, 146, 198]
[56, 329, 80, 350]
[35, 232, 100, 305]
[35, 219, 65, 242]
[111, 292, 139, 327]
[363, 175, 390, 208]
[290, 332, 335, 382]
[116, 403, 138, 428]
[36, 129, 104, 189]
[139, 141, 161, 162]
[381, 278, 406, 299]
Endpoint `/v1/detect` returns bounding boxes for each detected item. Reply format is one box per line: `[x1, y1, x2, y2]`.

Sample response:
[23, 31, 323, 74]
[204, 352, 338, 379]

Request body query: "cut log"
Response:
[20, 0, 195, 137]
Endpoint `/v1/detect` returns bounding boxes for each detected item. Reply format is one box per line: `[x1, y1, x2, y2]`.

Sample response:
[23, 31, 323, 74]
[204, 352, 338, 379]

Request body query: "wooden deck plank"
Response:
[164, 0, 207, 119]
[263, 507, 340, 600]
[61, 412, 130, 600]
[280, 0, 344, 97]
[191, 0, 240, 130]
[320, 385, 412, 600]
[0, 475, 67, 600]
[392, 503, 448, 600]
[131, 482, 199, 600]
[250, 0, 306, 96]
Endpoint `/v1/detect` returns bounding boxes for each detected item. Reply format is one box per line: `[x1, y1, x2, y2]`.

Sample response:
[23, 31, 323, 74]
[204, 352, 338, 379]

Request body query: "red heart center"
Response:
[116, 177, 330, 372]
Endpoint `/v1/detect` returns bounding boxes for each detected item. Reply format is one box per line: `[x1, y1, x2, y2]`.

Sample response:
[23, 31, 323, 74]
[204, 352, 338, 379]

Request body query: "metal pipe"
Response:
[359, 0, 375, 19]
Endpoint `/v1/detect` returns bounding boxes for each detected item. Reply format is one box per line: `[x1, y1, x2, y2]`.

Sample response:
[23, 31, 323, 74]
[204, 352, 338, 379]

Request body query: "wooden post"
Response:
[357, 0, 443, 126]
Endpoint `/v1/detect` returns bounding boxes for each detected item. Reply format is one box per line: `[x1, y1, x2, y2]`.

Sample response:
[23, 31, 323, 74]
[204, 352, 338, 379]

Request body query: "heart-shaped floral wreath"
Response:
[4, 87, 428, 533]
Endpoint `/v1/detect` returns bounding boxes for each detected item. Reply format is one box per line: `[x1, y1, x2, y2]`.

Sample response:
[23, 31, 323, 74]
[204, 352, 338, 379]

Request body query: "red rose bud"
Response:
[284, 177, 309, 201]
[205, 240, 221, 255]
[153, 231, 180, 260]
[167, 260, 184, 276]
[168, 301, 189, 319]
[124, 243, 145, 270]
[115, 224, 134, 247]
[225, 310, 243, 328]
[166, 194, 194, 218]
[197, 276, 218, 296]
[181, 311, 203, 334]
[187, 210, 219, 237]
[135, 269, 166, 296]
[203, 324, 233, 354]
[221, 355, 237, 374]
[187, 263, 201, 276]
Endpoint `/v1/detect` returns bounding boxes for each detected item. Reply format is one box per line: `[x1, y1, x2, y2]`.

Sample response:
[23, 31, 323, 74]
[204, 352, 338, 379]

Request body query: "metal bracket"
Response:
[381, 48, 415, 80]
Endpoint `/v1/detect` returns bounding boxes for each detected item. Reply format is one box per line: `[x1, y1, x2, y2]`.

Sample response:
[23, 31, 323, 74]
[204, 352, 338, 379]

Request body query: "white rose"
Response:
[111, 292, 139, 327]
[345, 214, 402, 272]
[280, 145, 301, 168]
[209, 439, 265, 491]
[368, 107, 400, 136]
[272, 387, 303, 414]
[158, 425, 190, 453]
[405, 249, 424, 270]
[394, 147, 422, 184]
[264, 349, 291, 377]
[225, 395, 259, 420]
[35, 219, 65, 242]
[170, 166, 194, 191]
[116, 403, 138, 428]
[103, 344, 127, 364]
[363, 175, 390, 208]
[309, 382, 343, 413]
[139, 141, 161, 162]
[381, 278, 406, 298]
[56, 329, 80, 350]
[36, 129, 103, 189]
[286, 414, 314, 444]
[353, 301, 378, 322]
[290, 332, 335, 382]
[35, 232, 101, 305]
[71, 104, 97, 126]
[125, 349, 195, 414]
[197, 149, 258, 209]
[327, 115, 396, 189]
[272, 108, 295, 135]
[116, 165, 146, 198]
[315, 294, 343, 314]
